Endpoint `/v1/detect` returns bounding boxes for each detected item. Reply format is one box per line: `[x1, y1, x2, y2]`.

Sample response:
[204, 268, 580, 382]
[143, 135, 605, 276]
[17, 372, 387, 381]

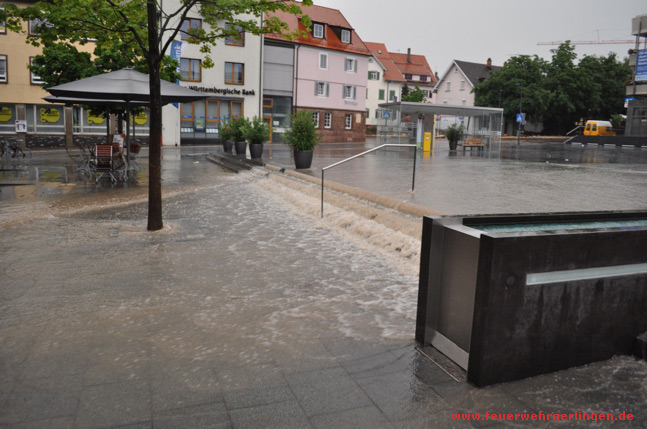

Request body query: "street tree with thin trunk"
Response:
[1, 0, 312, 231]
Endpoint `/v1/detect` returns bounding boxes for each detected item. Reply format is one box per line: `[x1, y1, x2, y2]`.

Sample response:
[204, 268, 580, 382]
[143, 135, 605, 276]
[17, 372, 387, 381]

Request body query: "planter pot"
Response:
[234, 141, 247, 156]
[294, 149, 314, 169]
[249, 143, 264, 159]
[449, 141, 458, 151]
[223, 140, 234, 153]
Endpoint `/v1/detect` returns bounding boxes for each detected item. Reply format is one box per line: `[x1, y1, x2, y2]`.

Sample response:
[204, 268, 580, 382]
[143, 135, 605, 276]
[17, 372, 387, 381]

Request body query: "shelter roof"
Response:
[379, 101, 503, 117]
[265, 3, 370, 56]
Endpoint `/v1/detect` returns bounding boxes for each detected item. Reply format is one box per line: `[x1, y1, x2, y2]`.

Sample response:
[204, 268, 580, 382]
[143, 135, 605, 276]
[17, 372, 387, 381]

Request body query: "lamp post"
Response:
[516, 83, 523, 146]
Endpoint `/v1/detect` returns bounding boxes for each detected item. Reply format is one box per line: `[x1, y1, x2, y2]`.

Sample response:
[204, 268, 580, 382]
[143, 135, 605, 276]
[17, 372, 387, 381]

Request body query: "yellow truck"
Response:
[583, 120, 616, 136]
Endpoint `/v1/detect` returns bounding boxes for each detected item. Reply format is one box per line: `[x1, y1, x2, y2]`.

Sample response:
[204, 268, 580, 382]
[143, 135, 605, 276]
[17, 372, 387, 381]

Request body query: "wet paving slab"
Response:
[0, 143, 646, 427]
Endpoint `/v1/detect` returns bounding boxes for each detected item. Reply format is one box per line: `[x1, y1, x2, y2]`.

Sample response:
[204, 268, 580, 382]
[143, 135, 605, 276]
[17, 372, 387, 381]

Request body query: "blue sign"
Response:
[625, 97, 636, 108]
[636, 50, 647, 82]
[516, 113, 525, 123]
[382, 111, 391, 119]
[170, 40, 183, 109]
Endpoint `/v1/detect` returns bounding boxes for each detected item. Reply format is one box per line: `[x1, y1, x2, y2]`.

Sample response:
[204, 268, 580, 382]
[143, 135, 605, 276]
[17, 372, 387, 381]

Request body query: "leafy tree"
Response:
[474, 55, 550, 129]
[401, 83, 426, 102]
[474, 42, 631, 135]
[2, 0, 312, 231]
[401, 84, 410, 99]
[28, 43, 94, 89]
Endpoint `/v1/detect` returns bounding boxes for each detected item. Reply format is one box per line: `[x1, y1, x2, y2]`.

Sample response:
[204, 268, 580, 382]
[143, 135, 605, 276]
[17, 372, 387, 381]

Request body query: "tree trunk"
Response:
[147, 0, 163, 231]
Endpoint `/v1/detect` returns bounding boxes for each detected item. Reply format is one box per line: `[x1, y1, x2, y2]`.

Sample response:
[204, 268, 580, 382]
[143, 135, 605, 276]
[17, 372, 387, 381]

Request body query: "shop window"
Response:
[30, 57, 44, 85]
[225, 62, 244, 85]
[345, 114, 352, 130]
[263, 98, 273, 108]
[180, 18, 201, 41]
[207, 100, 220, 123]
[0, 7, 5, 35]
[324, 112, 332, 129]
[0, 55, 6, 83]
[225, 23, 244, 46]
[0, 104, 15, 132]
[312, 112, 319, 128]
[180, 58, 201, 82]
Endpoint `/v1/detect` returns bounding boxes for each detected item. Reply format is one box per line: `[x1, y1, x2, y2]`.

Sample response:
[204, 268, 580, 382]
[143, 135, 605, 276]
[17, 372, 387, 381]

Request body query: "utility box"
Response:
[416, 211, 647, 387]
[423, 132, 432, 152]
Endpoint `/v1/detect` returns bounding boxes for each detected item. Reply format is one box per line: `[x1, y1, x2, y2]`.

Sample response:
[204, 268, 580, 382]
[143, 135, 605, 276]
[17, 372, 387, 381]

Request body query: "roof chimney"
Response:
[407, 48, 411, 63]
[487, 58, 492, 69]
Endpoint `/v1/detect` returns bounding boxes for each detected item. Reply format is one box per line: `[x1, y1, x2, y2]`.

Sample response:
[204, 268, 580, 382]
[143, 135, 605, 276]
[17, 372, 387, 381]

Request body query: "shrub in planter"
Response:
[283, 110, 321, 169]
[444, 124, 465, 151]
[243, 116, 270, 159]
[229, 116, 248, 155]
[220, 120, 234, 153]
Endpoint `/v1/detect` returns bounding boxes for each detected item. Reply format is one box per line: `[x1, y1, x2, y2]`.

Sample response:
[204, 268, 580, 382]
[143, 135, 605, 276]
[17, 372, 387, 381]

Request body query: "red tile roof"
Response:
[365, 42, 406, 82]
[389, 52, 437, 84]
[265, 3, 370, 56]
[365, 43, 437, 85]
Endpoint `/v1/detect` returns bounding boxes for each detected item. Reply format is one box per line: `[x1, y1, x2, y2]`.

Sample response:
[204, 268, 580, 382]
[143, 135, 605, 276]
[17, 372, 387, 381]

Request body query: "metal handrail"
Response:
[567, 125, 584, 136]
[320, 143, 417, 218]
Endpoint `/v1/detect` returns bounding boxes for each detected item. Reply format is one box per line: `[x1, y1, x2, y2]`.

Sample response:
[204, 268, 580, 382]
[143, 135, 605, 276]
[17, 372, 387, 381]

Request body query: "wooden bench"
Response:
[460, 138, 486, 152]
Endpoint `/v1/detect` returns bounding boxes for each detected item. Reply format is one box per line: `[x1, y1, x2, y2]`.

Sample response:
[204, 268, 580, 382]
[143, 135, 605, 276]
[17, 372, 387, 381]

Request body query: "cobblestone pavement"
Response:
[0, 146, 645, 428]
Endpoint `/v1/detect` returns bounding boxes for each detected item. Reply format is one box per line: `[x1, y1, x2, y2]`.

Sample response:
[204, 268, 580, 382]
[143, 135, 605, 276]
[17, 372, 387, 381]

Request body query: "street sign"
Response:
[382, 111, 391, 119]
[516, 113, 525, 123]
[625, 97, 636, 108]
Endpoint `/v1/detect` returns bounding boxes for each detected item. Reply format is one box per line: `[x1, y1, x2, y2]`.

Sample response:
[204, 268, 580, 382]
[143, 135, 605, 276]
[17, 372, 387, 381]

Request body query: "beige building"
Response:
[0, 2, 100, 147]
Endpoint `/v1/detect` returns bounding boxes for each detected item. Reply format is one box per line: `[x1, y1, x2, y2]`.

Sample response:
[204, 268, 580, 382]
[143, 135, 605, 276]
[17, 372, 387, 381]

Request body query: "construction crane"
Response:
[537, 29, 634, 45]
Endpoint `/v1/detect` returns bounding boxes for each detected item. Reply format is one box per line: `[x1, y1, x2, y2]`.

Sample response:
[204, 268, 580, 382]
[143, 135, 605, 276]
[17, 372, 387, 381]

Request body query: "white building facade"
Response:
[161, 3, 264, 146]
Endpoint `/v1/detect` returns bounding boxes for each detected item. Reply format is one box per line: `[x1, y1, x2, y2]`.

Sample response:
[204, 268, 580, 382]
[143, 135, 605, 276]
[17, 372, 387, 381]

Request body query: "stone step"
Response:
[206, 153, 251, 173]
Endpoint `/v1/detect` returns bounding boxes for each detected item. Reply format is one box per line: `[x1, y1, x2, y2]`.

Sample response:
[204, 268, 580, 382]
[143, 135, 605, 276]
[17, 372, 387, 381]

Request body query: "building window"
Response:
[460, 80, 466, 91]
[0, 55, 7, 83]
[225, 62, 244, 85]
[319, 53, 328, 70]
[345, 114, 352, 130]
[344, 58, 357, 73]
[313, 23, 324, 39]
[462, 99, 466, 106]
[368, 71, 379, 80]
[29, 18, 51, 36]
[29, 57, 44, 85]
[225, 23, 244, 46]
[404, 73, 412, 80]
[420, 75, 428, 82]
[389, 90, 395, 101]
[312, 112, 319, 128]
[324, 112, 332, 129]
[378, 89, 385, 100]
[343, 85, 356, 99]
[341, 29, 351, 44]
[446, 82, 451, 92]
[0, 6, 5, 35]
[180, 18, 201, 41]
[315, 81, 329, 97]
[180, 58, 201, 81]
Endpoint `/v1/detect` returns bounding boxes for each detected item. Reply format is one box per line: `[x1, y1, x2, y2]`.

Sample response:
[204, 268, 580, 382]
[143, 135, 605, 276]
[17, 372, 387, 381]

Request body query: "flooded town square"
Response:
[1, 139, 646, 427]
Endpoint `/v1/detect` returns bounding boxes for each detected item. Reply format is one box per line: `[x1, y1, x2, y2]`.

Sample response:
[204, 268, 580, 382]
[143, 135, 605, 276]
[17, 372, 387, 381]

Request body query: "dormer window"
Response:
[341, 29, 351, 44]
[313, 23, 324, 39]
[420, 75, 428, 82]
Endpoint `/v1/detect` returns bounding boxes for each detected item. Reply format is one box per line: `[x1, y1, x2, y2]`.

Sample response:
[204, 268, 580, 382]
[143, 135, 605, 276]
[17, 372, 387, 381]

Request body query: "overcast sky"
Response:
[312, 0, 645, 75]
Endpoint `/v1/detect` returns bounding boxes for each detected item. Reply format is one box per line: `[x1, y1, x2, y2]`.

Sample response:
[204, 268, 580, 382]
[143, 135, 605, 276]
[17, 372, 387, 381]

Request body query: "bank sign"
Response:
[637, 50, 647, 82]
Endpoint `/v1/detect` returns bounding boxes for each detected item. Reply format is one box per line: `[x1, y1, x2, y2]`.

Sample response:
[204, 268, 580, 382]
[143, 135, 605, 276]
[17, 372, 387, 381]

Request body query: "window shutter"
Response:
[352, 86, 356, 99]
[315, 83, 318, 96]
[377, 72, 380, 80]
[368, 71, 372, 80]
[325, 83, 329, 97]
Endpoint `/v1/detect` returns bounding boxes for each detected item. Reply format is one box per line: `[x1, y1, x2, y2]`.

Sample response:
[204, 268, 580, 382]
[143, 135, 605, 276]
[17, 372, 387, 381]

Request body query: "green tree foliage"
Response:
[28, 43, 94, 89]
[401, 83, 426, 102]
[474, 42, 631, 135]
[2, 0, 313, 231]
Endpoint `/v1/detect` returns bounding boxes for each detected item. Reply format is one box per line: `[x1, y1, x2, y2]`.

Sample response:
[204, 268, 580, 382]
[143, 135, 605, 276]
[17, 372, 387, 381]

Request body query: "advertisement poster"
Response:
[637, 50, 647, 82]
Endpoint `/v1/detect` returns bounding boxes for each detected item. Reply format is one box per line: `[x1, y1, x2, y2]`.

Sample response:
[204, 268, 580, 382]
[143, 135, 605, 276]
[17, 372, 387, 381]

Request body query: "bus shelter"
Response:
[377, 102, 504, 152]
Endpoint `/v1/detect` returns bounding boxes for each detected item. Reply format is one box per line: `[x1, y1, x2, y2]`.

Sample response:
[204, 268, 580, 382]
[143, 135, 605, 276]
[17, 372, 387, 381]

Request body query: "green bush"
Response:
[283, 110, 321, 151]
[220, 120, 233, 141]
[444, 124, 465, 143]
[243, 116, 270, 145]
[228, 116, 248, 142]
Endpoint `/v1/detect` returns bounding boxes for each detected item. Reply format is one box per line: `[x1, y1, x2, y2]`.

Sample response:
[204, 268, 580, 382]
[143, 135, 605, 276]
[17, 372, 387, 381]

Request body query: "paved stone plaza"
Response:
[1, 144, 646, 427]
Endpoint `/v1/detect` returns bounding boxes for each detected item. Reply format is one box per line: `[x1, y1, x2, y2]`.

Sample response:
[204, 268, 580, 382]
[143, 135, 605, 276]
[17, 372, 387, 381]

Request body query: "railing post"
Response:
[321, 169, 324, 218]
[412, 145, 417, 193]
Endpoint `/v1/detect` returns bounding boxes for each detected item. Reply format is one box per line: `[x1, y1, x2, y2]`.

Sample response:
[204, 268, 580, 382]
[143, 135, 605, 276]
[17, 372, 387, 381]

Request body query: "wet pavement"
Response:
[0, 141, 646, 427]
